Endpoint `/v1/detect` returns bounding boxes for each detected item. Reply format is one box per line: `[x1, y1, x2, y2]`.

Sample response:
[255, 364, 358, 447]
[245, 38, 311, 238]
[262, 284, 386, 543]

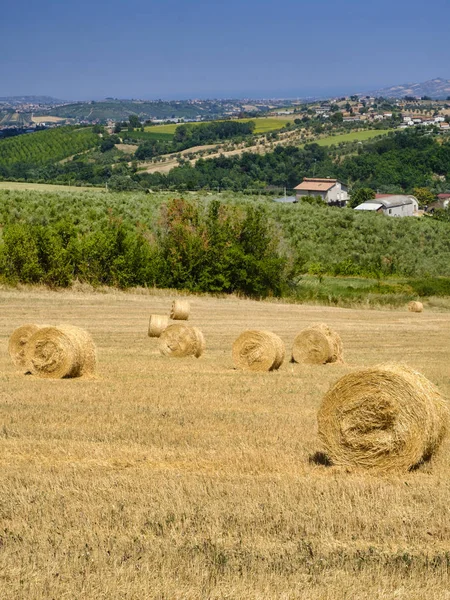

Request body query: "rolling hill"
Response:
[368, 77, 450, 99]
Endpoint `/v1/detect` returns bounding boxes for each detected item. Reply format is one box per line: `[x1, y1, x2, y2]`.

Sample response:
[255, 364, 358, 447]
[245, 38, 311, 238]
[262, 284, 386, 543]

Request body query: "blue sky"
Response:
[1, 0, 449, 100]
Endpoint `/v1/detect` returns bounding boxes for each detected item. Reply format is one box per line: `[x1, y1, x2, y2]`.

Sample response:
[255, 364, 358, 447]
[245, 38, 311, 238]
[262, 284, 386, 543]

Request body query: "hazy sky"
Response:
[1, 0, 449, 100]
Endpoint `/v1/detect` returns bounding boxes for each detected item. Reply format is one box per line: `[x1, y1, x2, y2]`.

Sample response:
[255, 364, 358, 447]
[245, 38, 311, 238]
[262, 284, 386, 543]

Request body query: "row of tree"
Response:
[0, 126, 100, 167]
[0, 199, 288, 297]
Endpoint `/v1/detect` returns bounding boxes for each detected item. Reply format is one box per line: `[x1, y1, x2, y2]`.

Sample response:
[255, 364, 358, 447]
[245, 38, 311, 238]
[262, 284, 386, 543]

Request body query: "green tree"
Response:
[128, 115, 142, 129]
[331, 112, 343, 124]
[412, 187, 435, 208]
[348, 188, 375, 209]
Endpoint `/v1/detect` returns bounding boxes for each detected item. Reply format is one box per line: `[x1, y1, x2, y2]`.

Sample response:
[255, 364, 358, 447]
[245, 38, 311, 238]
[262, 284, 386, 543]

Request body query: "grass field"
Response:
[144, 117, 291, 137]
[0, 181, 105, 193]
[314, 129, 390, 147]
[1, 288, 449, 599]
[32, 116, 67, 124]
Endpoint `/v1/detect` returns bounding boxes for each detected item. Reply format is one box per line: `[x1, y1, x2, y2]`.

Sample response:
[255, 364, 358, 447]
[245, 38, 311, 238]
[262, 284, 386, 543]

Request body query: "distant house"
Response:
[294, 178, 348, 206]
[428, 193, 450, 212]
[437, 193, 450, 202]
[354, 195, 419, 217]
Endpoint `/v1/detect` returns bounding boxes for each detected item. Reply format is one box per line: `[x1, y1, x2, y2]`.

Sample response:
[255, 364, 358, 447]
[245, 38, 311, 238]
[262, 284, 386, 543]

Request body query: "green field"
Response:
[121, 129, 174, 142]
[0, 126, 100, 166]
[314, 129, 390, 147]
[144, 117, 291, 138]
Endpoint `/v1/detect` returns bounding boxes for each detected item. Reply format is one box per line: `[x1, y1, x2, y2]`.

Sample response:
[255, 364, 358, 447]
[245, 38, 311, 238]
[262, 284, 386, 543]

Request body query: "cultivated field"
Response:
[0, 181, 105, 193]
[314, 129, 390, 146]
[0, 288, 449, 599]
[32, 116, 67, 124]
[144, 117, 291, 137]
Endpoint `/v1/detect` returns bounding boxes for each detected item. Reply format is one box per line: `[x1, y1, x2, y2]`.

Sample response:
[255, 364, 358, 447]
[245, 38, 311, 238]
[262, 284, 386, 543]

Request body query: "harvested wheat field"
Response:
[0, 288, 450, 600]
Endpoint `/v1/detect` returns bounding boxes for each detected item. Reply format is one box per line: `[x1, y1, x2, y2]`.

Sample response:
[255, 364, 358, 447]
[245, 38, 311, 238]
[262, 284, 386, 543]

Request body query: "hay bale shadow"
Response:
[309, 451, 333, 467]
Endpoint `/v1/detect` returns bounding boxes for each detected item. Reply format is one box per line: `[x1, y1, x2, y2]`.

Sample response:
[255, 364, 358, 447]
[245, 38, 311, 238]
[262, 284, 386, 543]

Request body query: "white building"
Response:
[294, 178, 348, 206]
[354, 195, 419, 217]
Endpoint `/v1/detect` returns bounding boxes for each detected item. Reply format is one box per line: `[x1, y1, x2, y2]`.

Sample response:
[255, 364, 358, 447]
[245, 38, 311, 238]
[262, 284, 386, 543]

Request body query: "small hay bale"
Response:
[159, 323, 205, 358]
[8, 324, 41, 367]
[148, 314, 170, 338]
[170, 299, 190, 320]
[292, 323, 343, 365]
[317, 363, 449, 471]
[408, 301, 423, 313]
[232, 330, 285, 372]
[24, 325, 97, 379]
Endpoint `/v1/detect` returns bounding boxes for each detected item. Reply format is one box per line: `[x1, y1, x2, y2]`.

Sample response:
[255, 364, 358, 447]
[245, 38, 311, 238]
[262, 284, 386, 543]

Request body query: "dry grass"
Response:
[32, 116, 67, 124]
[0, 181, 105, 193]
[0, 289, 450, 599]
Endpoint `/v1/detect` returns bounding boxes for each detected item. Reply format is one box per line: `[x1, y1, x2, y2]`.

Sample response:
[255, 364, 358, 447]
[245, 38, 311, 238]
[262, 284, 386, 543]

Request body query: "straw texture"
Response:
[408, 301, 423, 313]
[317, 363, 449, 471]
[24, 325, 97, 379]
[292, 323, 343, 365]
[232, 330, 285, 372]
[170, 299, 190, 320]
[8, 324, 40, 367]
[148, 314, 170, 338]
[159, 324, 205, 358]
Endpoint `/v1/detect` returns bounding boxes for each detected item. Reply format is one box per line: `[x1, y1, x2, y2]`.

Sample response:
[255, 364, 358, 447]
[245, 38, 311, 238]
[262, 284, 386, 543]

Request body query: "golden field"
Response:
[0, 287, 449, 599]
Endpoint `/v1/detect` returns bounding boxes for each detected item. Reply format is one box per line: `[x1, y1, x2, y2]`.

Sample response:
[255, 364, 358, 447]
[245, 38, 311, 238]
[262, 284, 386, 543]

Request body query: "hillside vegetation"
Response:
[0, 126, 100, 168]
[139, 130, 450, 192]
[0, 189, 449, 305]
[35, 99, 230, 121]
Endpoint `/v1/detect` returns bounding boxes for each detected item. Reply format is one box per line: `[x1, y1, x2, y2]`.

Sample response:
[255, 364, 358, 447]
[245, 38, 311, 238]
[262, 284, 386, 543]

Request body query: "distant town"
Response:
[2, 82, 450, 138]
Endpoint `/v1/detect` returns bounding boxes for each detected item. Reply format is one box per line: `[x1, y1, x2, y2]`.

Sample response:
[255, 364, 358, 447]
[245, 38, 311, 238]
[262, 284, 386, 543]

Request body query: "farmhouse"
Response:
[294, 177, 348, 206]
[428, 193, 450, 212]
[354, 195, 419, 217]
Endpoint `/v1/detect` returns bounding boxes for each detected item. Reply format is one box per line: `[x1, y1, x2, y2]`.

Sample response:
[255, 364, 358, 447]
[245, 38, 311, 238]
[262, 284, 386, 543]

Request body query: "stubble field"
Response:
[0, 288, 449, 599]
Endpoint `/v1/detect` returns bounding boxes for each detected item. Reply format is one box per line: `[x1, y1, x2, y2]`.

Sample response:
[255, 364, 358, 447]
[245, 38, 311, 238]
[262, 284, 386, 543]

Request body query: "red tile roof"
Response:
[294, 178, 338, 192]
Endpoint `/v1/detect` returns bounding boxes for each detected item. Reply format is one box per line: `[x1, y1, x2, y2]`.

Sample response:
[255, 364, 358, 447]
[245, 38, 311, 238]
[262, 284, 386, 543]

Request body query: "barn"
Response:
[354, 195, 419, 217]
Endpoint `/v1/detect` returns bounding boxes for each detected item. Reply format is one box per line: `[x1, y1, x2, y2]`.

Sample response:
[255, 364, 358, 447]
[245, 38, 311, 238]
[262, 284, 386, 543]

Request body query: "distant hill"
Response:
[367, 78, 450, 99]
[0, 95, 65, 105]
[35, 99, 234, 122]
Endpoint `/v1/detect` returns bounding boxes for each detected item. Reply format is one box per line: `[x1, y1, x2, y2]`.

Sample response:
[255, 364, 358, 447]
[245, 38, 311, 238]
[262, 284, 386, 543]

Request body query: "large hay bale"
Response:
[232, 330, 285, 372]
[292, 323, 343, 365]
[8, 324, 41, 367]
[170, 299, 190, 320]
[159, 323, 205, 358]
[24, 325, 97, 379]
[148, 314, 170, 338]
[192, 327, 206, 358]
[408, 301, 423, 313]
[317, 363, 449, 471]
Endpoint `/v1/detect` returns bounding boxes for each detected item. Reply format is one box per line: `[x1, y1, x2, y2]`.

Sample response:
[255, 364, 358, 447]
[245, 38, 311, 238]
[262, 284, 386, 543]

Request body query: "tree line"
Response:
[0, 198, 288, 298]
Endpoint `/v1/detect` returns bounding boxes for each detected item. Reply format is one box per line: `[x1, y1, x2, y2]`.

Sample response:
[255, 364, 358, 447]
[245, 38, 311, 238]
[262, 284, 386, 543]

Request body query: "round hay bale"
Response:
[8, 324, 41, 367]
[317, 363, 449, 471]
[24, 325, 97, 379]
[232, 330, 285, 372]
[191, 326, 206, 358]
[292, 323, 343, 365]
[159, 323, 204, 358]
[148, 314, 170, 338]
[408, 301, 423, 313]
[170, 299, 190, 320]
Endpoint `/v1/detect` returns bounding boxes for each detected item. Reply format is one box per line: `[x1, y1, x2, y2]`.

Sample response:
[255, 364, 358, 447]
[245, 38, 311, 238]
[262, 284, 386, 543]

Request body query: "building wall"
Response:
[382, 203, 414, 217]
[296, 190, 327, 201]
[326, 182, 349, 203]
[296, 183, 349, 204]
